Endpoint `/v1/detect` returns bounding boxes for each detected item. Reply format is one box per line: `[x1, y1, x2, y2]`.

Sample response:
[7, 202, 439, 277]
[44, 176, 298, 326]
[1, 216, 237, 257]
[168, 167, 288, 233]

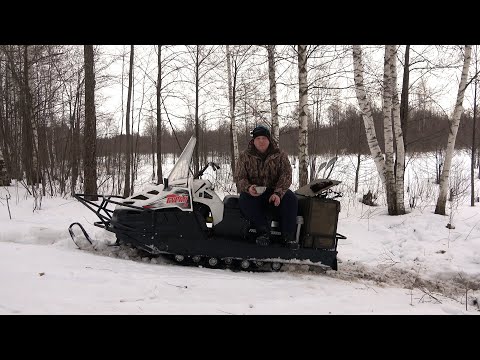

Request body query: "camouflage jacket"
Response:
[234, 139, 292, 198]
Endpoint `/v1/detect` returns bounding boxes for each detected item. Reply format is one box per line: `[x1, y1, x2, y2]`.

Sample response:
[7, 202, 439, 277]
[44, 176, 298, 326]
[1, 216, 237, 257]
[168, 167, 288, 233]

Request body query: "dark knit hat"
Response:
[251, 125, 271, 140]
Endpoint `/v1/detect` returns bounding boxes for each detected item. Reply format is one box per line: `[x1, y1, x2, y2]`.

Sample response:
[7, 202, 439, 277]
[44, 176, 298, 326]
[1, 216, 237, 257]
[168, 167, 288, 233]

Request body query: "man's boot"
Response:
[255, 226, 270, 246]
[283, 232, 299, 250]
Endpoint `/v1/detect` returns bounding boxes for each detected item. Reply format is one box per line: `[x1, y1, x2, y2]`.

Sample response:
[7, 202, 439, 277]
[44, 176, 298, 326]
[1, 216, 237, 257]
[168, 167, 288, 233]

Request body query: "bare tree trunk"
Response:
[117, 47, 126, 194]
[267, 45, 280, 145]
[130, 63, 135, 195]
[471, 50, 478, 207]
[132, 68, 145, 194]
[355, 153, 361, 193]
[0, 57, 8, 186]
[123, 45, 134, 198]
[37, 94, 49, 197]
[297, 45, 309, 187]
[354, 109, 362, 193]
[352, 45, 386, 184]
[226, 45, 238, 175]
[435, 45, 472, 215]
[156, 45, 163, 185]
[46, 125, 54, 196]
[435, 147, 443, 184]
[75, 97, 81, 190]
[310, 96, 321, 180]
[151, 123, 156, 182]
[21, 46, 36, 185]
[391, 46, 406, 214]
[69, 105, 77, 195]
[0, 58, 12, 181]
[194, 46, 200, 175]
[2, 47, 24, 180]
[70, 74, 81, 196]
[383, 45, 396, 214]
[59, 102, 68, 195]
[2, 58, 13, 179]
[400, 45, 410, 154]
[83, 45, 98, 201]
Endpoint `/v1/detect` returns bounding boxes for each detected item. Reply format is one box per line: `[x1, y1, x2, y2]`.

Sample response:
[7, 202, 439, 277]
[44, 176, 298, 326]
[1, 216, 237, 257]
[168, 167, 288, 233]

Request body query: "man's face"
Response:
[253, 136, 270, 153]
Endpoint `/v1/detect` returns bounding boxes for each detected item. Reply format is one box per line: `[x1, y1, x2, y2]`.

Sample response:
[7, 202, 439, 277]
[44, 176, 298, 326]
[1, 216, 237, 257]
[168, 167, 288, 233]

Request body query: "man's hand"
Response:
[269, 193, 280, 206]
[248, 185, 260, 197]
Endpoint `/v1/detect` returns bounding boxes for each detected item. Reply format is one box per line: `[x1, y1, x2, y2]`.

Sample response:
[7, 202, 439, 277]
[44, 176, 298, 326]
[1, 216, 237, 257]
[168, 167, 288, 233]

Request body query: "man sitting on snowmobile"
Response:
[234, 124, 299, 249]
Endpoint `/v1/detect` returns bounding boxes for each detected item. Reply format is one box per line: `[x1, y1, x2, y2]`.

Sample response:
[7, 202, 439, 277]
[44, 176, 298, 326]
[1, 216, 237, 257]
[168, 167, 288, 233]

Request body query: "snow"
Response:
[1, 153, 479, 314]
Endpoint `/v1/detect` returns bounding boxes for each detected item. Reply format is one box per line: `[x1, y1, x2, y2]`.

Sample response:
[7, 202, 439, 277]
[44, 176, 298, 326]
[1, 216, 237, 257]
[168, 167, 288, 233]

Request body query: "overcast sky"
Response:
[94, 45, 473, 136]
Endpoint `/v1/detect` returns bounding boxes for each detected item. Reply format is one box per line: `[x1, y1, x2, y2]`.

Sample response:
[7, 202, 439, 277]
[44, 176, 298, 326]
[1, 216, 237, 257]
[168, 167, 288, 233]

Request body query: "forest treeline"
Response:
[1, 103, 477, 186]
[94, 106, 478, 158]
[0, 44, 478, 213]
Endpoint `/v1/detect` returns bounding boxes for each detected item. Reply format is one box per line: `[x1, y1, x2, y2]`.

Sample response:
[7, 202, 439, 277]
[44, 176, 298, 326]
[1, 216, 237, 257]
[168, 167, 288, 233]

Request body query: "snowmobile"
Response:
[69, 135, 346, 272]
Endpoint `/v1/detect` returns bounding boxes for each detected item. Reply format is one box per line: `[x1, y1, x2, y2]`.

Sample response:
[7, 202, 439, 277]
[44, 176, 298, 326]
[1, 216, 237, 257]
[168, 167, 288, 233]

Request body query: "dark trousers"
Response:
[238, 189, 298, 235]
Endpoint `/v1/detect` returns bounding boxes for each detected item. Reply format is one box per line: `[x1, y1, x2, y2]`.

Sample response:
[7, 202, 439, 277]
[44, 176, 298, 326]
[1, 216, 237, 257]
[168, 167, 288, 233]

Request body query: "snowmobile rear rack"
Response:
[72, 193, 151, 232]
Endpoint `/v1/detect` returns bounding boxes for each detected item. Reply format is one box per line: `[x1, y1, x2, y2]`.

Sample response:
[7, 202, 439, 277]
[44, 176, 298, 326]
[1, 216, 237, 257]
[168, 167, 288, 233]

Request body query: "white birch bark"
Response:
[298, 45, 309, 187]
[391, 46, 405, 214]
[267, 45, 280, 145]
[352, 45, 386, 185]
[435, 45, 472, 215]
[226, 45, 238, 168]
[383, 45, 396, 212]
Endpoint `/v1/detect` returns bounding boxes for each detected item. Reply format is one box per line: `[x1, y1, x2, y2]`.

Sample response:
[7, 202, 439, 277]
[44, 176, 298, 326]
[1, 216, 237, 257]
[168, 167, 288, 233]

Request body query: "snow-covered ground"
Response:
[1, 151, 479, 314]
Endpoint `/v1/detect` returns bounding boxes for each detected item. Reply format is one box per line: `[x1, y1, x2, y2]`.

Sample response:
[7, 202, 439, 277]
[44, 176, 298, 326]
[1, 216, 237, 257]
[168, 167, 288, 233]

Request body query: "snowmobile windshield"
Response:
[167, 136, 196, 184]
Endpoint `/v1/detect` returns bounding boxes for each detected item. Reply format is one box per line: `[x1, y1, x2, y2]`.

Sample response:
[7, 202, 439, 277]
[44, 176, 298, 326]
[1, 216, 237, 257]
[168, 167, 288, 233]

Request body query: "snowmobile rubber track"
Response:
[68, 220, 333, 273]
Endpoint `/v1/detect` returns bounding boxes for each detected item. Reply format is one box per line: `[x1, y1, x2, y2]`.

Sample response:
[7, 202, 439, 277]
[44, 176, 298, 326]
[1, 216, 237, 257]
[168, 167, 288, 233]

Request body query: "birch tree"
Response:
[353, 45, 405, 215]
[67, 66, 83, 196]
[472, 46, 478, 207]
[400, 45, 410, 153]
[226, 45, 239, 175]
[383, 45, 399, 214]
[435, 45, 472, 215]
[297, 45, 309, 187]
[23, 46, 39, 188]
[83, 45, 98, 201]
[267, 45, 280, 145]
[123, 45, 134, 198]
[352, 45, 386, 185]
[156, 45, 163, 185]
[391, 47, 405, 214]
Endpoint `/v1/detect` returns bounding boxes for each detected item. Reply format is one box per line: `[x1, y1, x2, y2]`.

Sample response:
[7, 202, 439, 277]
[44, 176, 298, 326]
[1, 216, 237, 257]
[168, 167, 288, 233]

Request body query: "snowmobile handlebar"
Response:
[193, 162, 220, 179]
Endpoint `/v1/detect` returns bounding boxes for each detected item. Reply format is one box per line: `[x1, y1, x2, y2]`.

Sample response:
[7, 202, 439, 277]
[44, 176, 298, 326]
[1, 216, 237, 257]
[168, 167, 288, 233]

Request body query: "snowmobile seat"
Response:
[223, 195, 280, 220]
[223, 195, 240, 209]
[215, 195, 249, 239]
